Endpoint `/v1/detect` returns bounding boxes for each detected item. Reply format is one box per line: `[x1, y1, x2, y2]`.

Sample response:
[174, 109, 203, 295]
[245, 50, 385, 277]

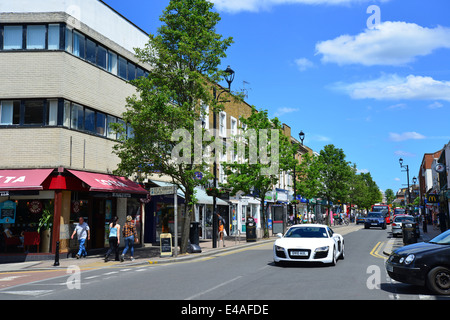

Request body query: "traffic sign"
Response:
[150, 186, 177, 196]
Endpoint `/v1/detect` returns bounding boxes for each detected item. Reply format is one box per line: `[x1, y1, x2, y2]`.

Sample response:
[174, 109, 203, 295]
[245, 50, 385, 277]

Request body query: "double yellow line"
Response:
[370, 241, 387, 260]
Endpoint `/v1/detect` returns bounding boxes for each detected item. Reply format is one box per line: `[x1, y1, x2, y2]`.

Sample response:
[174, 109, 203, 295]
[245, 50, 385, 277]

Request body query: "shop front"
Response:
[0, 168, 147, 262]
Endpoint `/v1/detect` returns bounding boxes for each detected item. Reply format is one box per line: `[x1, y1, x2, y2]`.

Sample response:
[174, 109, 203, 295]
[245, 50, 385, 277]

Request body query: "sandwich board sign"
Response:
[160, 233, 173, 258]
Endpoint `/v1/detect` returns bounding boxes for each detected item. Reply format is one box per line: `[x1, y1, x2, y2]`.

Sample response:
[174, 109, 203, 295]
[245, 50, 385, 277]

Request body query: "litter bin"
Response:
[189, 222, 200, 246]
[402, 220, 418, 245]
[246, 217, 257, 243]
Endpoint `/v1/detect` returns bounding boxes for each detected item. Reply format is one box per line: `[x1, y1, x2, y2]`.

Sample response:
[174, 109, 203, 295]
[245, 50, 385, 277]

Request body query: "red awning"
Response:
[68, 170, 147, 194]
[0, 169, 54, 191]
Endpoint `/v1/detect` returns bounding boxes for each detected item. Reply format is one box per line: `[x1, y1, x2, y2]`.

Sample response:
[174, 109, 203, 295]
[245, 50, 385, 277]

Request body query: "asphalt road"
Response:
[0, 224, 448, 304]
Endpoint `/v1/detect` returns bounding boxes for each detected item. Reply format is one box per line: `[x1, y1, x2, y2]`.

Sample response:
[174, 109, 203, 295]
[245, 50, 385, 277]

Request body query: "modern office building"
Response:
[0, 0, 150, 260]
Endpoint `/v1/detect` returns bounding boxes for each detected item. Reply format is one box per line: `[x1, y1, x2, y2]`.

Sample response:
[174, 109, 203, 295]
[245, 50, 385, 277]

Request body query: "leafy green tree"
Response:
[222, 107, 296, 238]
[385, 188, 395, 205]
[316, 145, 353, 225]
[113, 0, 233, 254]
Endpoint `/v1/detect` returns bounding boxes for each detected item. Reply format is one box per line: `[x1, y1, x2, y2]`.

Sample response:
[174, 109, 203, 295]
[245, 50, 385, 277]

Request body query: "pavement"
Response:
[382, 223, 444, 257]
[0, 223, 363, 273]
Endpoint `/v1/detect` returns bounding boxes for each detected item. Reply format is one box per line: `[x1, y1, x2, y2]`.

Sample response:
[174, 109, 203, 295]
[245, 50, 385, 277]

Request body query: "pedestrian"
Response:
[71, 216, 90, 259]
[218, 215, 225, 247]
[104, 216, 120, 262]
[121, 215, 138, 262]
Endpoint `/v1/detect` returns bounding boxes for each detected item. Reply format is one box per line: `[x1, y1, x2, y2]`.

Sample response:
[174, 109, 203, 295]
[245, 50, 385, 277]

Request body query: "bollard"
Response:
[54, 241, 60, 266]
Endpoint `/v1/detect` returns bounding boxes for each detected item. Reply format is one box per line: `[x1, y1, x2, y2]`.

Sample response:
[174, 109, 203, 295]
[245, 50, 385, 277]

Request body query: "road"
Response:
[0, 224, 448, 304]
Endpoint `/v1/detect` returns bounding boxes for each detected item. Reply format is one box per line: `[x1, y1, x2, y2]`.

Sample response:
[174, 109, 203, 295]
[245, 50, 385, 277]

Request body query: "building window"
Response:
[0, 101, 20, 125]
[63, 100, 71, 127]
[96, 112, 106, 136]
[3, 26, 23, 50]
[26, 25, 46, 50]
[117, 119, 126, 140]
[107, 115, 117, 139]
[48, 24, 60, 50]
[86, 38, 97, 65]
[219, 112, 227, 137]
[127, 62, 136, 81]
[65, 27, 73, 53]
[24, 100, 44, 125]
[71, 103, 84, 130]
[118, 56, 128, 80]
[73, 31, 85, 59]
[108, 51, 118, 75]
[47, 100, 58, 126]
[97, 45, 107, 70]
[84, 108, 96, 133]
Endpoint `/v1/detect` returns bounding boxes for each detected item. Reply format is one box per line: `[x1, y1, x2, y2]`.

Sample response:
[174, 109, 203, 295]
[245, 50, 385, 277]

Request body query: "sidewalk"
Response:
[383, 223, 443, 256]
[0, 235, 275, 273]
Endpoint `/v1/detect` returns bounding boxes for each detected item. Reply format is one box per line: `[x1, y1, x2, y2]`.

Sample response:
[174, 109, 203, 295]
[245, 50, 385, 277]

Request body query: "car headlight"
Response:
[315, 246, 329, 252]
[404, 254, 415, 265]
[275, 246, 284, 252]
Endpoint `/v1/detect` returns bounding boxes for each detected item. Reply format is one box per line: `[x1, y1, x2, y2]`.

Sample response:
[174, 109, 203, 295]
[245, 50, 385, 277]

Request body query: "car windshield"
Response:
[394, 209, 405, 215]
[367, 213, 383, 218]
[372, 206, 388, 213]
[429, 230, 450, 245]
[394, 216, 414, 223]
[284, 227, 328, 238]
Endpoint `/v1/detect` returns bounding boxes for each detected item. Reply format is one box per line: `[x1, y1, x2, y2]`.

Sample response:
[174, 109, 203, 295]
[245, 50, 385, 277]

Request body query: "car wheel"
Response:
[427, 267, 450, 295]
[330, 247, 337, 266]
[340, 242, 345, 260]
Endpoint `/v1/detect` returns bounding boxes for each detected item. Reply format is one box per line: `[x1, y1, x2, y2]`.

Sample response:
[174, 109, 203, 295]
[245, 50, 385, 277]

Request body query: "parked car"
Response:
[364, 212, 387, 229]
[386, 229, 450, 295]
[273, 224, 344, 266]
[391, 215, 415, 238]
[356, 214, 365, 225]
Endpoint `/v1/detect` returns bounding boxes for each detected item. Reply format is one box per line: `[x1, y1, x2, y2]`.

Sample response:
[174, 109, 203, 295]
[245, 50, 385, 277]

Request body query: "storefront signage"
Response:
[28, 200, 43, 214]
[112, 193, 131, 198]
[0, 200, 16, 224]
[150, 186, 177, 196]
[434, 163, 446, 173]
[160, 233, 173, 257]
[427, 194, 439, 204]
[0, 191, 9, 197]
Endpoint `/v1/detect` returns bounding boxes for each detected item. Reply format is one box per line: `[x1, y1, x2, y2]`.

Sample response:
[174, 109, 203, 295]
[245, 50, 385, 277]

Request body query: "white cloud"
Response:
[427, 101, 444, 109]
[274, 107, 300, 116]
[334, 74, 450, 102]
[316, 21, 450, 66]
[394, 177, 400, 181]
[294, 58, 314, 71]
[211, 0, 389, 13]
[357, 168, 369, 174]
[309, 134, 331, 142]
[389, 132, 426, 142]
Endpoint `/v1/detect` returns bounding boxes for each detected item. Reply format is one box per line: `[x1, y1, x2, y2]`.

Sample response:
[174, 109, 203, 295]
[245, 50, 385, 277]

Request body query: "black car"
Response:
[364, 212, 386, 230]
[386, 229, 450, 295]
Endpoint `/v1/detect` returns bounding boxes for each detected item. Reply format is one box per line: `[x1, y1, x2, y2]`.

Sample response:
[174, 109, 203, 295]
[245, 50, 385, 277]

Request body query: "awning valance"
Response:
[0, 169, 54, 191]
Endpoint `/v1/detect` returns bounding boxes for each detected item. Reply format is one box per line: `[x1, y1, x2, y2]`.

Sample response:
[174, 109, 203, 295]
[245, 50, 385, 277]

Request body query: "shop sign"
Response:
[0, 191, 9, 197]
[427, 194, 439, 204]
[160, 233, 173, 257]
[434, 163, 446, 173]
[112, 193, 131, 198]
[0, 200, 16, 224]
[28, 200, 43, 214]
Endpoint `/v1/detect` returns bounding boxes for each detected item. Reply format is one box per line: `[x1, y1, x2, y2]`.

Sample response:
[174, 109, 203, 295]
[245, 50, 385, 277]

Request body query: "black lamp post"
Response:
[399, 158, 411, 212]
[293, 131, 305, 224]
[212, 66, 235, 248]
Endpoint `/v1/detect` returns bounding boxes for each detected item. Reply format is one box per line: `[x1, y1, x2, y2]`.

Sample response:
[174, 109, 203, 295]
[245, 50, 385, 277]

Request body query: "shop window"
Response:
[118, 56, 128, 80]
[3, 26, 23, 50]
[47, 99, 58, 126]
[0, 100, 20, 125]
[71, 103, 84, 130]
[24, 100, 44, 125]
[97, 45, 107, 70]
[26, 25, 46, 50]
[73, 31, 85, 59]
[48, 24, 60, 50]
[84, 108, 95, 133]
[86, 38, 97, 65]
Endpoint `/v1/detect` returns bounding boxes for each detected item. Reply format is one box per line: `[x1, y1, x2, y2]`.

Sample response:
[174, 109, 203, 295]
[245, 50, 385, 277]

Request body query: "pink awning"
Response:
[0, 169, 54, 191]
[68, 170, 147, 194]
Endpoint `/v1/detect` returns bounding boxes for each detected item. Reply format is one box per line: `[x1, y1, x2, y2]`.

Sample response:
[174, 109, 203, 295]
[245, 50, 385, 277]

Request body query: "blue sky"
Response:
[104, 0, 450, 193]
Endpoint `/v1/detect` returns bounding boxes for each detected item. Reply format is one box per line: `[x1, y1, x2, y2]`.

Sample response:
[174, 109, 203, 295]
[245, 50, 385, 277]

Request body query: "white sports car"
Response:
[273, 224, 345, 266]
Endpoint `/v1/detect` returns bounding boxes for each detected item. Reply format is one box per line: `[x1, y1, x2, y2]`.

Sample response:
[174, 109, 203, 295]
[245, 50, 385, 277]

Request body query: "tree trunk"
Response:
[260, 199, 269, 238]
[180, 195, 193, 254]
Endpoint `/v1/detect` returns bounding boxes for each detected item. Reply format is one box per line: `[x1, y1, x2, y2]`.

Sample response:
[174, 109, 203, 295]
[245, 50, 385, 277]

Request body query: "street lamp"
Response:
[212, 65, 235, 248]
[399, 158, 411, 212]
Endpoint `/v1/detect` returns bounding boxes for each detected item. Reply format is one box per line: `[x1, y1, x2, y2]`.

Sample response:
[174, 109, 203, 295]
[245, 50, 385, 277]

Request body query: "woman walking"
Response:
[121, 215, 138, 262]
[104, 216, 120, 262]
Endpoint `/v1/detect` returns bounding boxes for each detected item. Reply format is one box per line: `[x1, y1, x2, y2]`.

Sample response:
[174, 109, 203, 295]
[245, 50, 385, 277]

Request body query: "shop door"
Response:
[91, 198, 106, 249]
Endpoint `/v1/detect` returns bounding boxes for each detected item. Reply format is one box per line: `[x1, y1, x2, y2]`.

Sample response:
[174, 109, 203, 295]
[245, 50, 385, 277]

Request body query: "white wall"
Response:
[0, 0, 149, 53]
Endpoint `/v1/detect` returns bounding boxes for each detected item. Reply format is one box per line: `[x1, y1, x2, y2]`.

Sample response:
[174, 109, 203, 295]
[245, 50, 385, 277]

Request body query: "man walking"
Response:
[71, 216, 90, 259]
[121, 215, 138, 262]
